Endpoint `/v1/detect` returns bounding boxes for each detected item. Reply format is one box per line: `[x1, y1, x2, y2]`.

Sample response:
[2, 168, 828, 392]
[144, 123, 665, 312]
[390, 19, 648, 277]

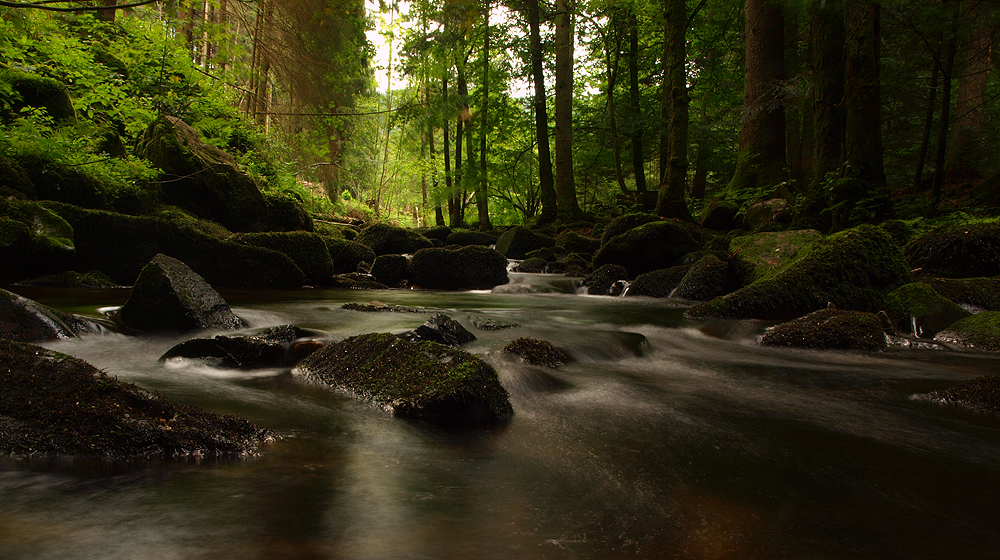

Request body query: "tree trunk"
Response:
[656, 0, 692, 220]
[947, 0, 992, 175]
[914, 34, 941, 189]
[605, 12, 629, 196]
[553, 0, 583, 220]
[628, 10, 648, 195]
[443, 74, 453, 225]
[725, 0, 786, 196]
[96, 0, 116, 22]
[527, 0, 558, 224]
[810, 0, 845, 181]
[477, 4, 493, 231]
[933, 0, 962, 210]
[843, 0, 885, 187]
[453, 61, 468, 228]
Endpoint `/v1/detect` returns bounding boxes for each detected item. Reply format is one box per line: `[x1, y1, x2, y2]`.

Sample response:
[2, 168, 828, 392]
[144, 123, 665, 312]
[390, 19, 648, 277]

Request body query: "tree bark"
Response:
[914, 34, 941, 189]
[947, 0, 992, 174]
[443, 74, 454, 224]
[554, 0, 583, 219]
[605, 12, 629, 196]
[453, 60, 468, 228]
[933, 0, 961, 209]
[526, 0, 558, 223]
[656, 0, 692, 220]
[477, 3, 493, 231]
[843, 0, 885, 187]
[628, 10, 648, 195]
[811, 0, 845, 181]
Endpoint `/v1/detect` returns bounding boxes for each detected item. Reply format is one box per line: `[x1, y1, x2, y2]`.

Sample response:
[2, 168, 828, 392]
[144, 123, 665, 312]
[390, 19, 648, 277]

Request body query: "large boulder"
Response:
[356, 223, 433, 256]
[252, 191, 313, 232]
[600, 213, 660, 245]
[593, 220, 701, 278]
[905, 221, 1000, 278]
[686, 225, 912, 320]
[293, 333, 512, 424]
[0, 288, 102, 342]
[118, 254, 244, 333]
[399, 313, 476, 347]
[137, 116, 266, 232]
[920, 374, 1000, 416]
[1, 71, 75, 124]
[933, 312, 1000, 352]
[233, 231, 334, 286]
[371, 254, 409, 287]
[883, 283, 971, 338]
[321, 236, 376, 274]
[409, 245, 509, 290]
[759, 308, 889, 352]
[160, 325, 321, 369]
[580, 264, 629, 295]
[728, 229, 824, 285]
[924, 276, 1000, 313]
[0, 199, 76, 283]
[627, 266, 691, 298]
[555, 230, 600, 255]
[0, 339, 273, 459]
[673, 254, 735, 301]
[446, 229, 498, 247]
[494, 226, 556, 259]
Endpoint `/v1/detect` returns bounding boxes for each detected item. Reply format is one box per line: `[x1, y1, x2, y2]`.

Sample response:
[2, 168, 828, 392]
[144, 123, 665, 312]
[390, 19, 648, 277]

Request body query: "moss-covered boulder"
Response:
[593, 220, 701, 278]
[252, 191, 313, 232]
[626, 266, 691, 298]
[322, 236, 376, 274]
[0, 288, 102, 342]
[12, 152, 109, 209]
[580, 264, 629, 295]
[920, 374, 1000, 416]
[409, 245, 509, 291]
[884, 283, 971, 338]
[686, 225, 912, 320]
[314, 220, 358, 240]
[399, 313, 476, 347]
[904, 221, 1000, 278]
[743, 198, 792, 231]
[446, 229, 498, 247]
[422, 225, 452, 244]
[160, 325, 321, 369]
[555, 231, 600, 255]
[371, 254, 409, 288]
[0, 339, 273, 459]
[503, 337, 569, 368]
[673, 254, 735, 301]
[759, 308, 888, 351]
[699, 200, 740, 231]
[233, 231, 334, 286]
[924, 276, 1000, 313]
[293, 333, 512, 424]
[1, 71, 76, 124]
[15, 270, 117, 288]
[494, 226, 556, 259]
[42, 202, 305, 288]
[933, 312, 1000, 352]
[329, 273, 389, 290]
[515, 257, 548, 273]
[728, 229, 824, 285]
[356, 222, 433, 256]
[600, 212, 660, 245]
[137, 116, 266, 232]
[118, 254, 244, 333]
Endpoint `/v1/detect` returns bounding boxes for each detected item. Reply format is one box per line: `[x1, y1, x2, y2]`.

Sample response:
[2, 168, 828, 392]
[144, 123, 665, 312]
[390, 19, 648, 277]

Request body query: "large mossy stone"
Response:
[0, 199, 77, 282]
[729, 229, 823, 285]
[321, 236, 376, 274]
[627, 266, 691, 298]
[371, 254, 409, 287]
[580, 264, 629, 295]
[17, 153, 109, 209]
[759, 309, 888, 351]
[446, 229, 498, 247]
[921, 374, 1000, 416]
[924, 276, 1000, 313]
[137, 116, 266, 232]
[884, 283, 971, 338]
[118, 254, 244, 333]
[1, 71, 76, 124]
[593, 220, 701, 278]
[673, 254, 734, 301]
[494, 226, 556, 259]
[356, 222, 433, 256]
[293, 333, 512, 424]
[600, 212, 660, 245]
[555, 231, 600, 255]
[253, 191, 313, 232]
[0, 339, 273, 459]
[0, 288, 101, 342]
[43, 202, 305, 288]
[905, 221, 1000, 278]
[409, 245, 509, 290]
[233, 231, 334, 286]
[933, 312, 1000, 352]
[686, 225, 912, 320]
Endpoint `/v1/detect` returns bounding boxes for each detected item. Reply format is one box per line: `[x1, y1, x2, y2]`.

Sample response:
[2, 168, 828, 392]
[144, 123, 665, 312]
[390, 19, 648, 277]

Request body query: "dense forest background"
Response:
[1, 0, 997, 230]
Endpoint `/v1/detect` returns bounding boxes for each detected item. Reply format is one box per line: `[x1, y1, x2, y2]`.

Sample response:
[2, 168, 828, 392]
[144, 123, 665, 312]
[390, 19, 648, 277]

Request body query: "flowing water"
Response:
[3, 274, 1000, 559]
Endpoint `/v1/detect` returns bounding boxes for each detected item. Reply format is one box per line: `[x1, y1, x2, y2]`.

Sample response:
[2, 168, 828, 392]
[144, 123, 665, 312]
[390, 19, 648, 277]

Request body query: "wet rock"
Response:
[342, 302, 424, 313]
[252, 191, 313, 232]
[728, 229, 823, 285]
[759, 309, 888, 352]
[321, 237, 376, 274]
[919, 374, 1000, 416]
[924, 276, 1000, 313]
[118, 254, 244, 333]
[593, 220, 701, 278]
[233, 231, 335, 286]
[160, 325, 321, 368]
[555, 231, 600, 255]
[687, 225, 911, 321]
[473, 317, 519, 331]
[293, 333, 512, 424]
[371, 254, 409, 288]
[446, 229, 498, 247]
[137, 116, 266, 232]
[421, 226, 452, 244]
[0, 288, 102, 342]
[627, 266, 691, 298]
[409, 245, 508, 290]
[0, 339, 273, 459]
[580, 264, 629, 295]
[515, 257, 548, 273]
[905, 221, 1000, 278]
[328, 273, 389, 290]
[494, 226, 556, 259]
[884, 283, 971, 338]
[356, 223, 433, 256]
[399, 313, 476, 347]
[673, 254, 735, 301]
[933, 312, 1000, 352]
[503, 337, 569, 368]
[600, 212, 660, 245]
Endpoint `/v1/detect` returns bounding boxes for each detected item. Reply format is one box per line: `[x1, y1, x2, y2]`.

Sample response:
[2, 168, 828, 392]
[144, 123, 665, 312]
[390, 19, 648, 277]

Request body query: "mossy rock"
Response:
[0, 70, 76, 124]
[600, 212, 660, 245]
[293, 333, 512, 424]
[17, 152, 109, 209]
[933, 312, 1000, 352]
[503, 337, 569, 368]
[924, 276, 1000, 313]
[321, 236, 376, 274]
[0, 217, 31, 283]
[555, 231, 600, 255]
[905, 221, 1000, 278]
[673, 254, 735, 301]
[687, 225, 912, 320]
[580, 264, 629, 295]
[371, 254, 409, 288]
[0, 153, 35, 199]
[137, 115, 267, 232]
[515, 257, 548, 273]
[422, 225, 452, 243]
[233, 231, 334, 286]
[700, 200, 740, 231]
[759, 309, 888, 351]
[43, 202, 305, 288]
[494, 226, 556, 259]
[399, 313, 476, 347]
[252, 191, 313, 232]
[884, 283, 971, 338]
[593, 220, 701, 278]
[0, 339, 273, 459]
[160, 325, 320, 369]
[0, 288, 102, 342]
[446, 229, 498, 247]
[879, 220, 914, 247]
[742, 198, 792, 231]
[920, 374, 1000, 417]
[313, 221, 358, 240]
[729, 229, 824, 285]
[627, 266, 691, 298]
[356, 222, 433, 256]
[0, 199, 76, 282]
[15, 270, 117, 288]
[409, 245, 509, 291]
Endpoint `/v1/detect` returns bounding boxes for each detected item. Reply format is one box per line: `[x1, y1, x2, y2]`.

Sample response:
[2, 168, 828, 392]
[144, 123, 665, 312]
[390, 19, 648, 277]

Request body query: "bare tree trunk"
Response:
[628, 10, 648, 196]
[914, 34, 941, 189]
[477, 3, 493, 231]
[554, 0, 583, 219]
[96, 0, 116, 22]
[604, 12, 629, 196]
[526, 0, 558, 224]
[453, 60, 468, 228]
[843, 0, 885, 187]
[933, 0, 961, 210]
[656, 0, 692, 220]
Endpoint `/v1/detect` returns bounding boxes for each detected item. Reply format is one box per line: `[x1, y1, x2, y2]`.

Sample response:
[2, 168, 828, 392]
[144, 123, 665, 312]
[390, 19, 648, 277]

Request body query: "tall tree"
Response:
[553, 0, 583, 219]
[477, 1, 493, 230]
[656, 0, 693, 220]
[525, 0, 558, 223]
[843, 0, 885, 188]
[627, 8, 648, 196]
[811, 0, 846, 181]
[948, 0, 993, 175]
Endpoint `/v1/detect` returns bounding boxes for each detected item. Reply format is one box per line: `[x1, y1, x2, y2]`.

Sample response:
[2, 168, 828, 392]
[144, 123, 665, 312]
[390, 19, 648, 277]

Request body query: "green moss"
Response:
[600, 213, 660, 245]
[356, 222, 433, 256]
[934, 312, 1000, 352]
[1, 70, 76, 124]
[905, 220, 1000, 278]
[494, 226, 556, 259]
[759, 308, 888, 351]
[320, 236, 376, 274]
[234, 231, 334, 285]
[884, 283, 971, 337]
[729, 229, 824, 285]
[925, 276, 1000, 313]
[593, 220, 702, 278]
[503, 337, 569, 368]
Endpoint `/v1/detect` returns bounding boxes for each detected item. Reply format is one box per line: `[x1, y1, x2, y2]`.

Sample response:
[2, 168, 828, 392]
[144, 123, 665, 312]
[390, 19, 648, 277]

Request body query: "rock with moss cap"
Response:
[252, 191, 313, 232]
[321, 236, 376, 274]
[673, 254, 735, 301]
[728, 229, 823, 285]
[686, 225, 911, 321]
[0, 339, 273, 459]
[1, 70, 76, 124]
[409, 245, 508, 290]
[356, 222, 433, 256]
[933, 312, 1000, 352]
[919, 374, 1000, 416]
[371, 254, 409, 287]
[600, 212, 660, 245]
[118, 254, 244, 333]
[759, 309, 888, 351]
[1, 198, 77, 283]
[905, 221, 1000, 278]
[884, 283, 971, 338]
[0, 288, 102, 342]
[555, 230, 600, 255]
[593, 220, 701, 278]
[580, 264, 629, 295]
[627, 266, 691, 298]
[233, 231, 335, 286]
[293, 332, 512, 424]
[924, 276, 1000, 313]
[494, 226, 556, 259]
[446, 229, 498, 247]
[503, 337, 569, 368]
[160, 325, 322, 369]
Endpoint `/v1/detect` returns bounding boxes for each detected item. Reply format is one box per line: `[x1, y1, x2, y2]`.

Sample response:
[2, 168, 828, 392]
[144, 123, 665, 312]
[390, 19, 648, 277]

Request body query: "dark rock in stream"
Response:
[759, 308, 889, 352]
[118, 254, 244, 333]
[627, 266, 690, 298]
[883, 282, 971, 338]
[473, 317, 519, 331]
[593, 220, 701, 277]
[293, 333, 512, 424]
[409, 245, 508, 291]
[494, 226, 556, 259]
[580, 264, 629, 295]
[371, 254, 409, 288]
[0, 288, 103, 342]
[400, 313, 476, 347]
[503, 337, 569, 368]
[0, 339, 274, 459]
[933, 312, 1000, 352]
[919, 374, 1000, 416]
[160, 325, 322, 368]
[342, 302, 424, 313]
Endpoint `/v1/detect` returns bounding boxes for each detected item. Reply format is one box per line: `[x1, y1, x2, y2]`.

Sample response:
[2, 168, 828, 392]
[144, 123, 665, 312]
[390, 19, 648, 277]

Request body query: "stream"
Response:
[2, 273, 1000, 559]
